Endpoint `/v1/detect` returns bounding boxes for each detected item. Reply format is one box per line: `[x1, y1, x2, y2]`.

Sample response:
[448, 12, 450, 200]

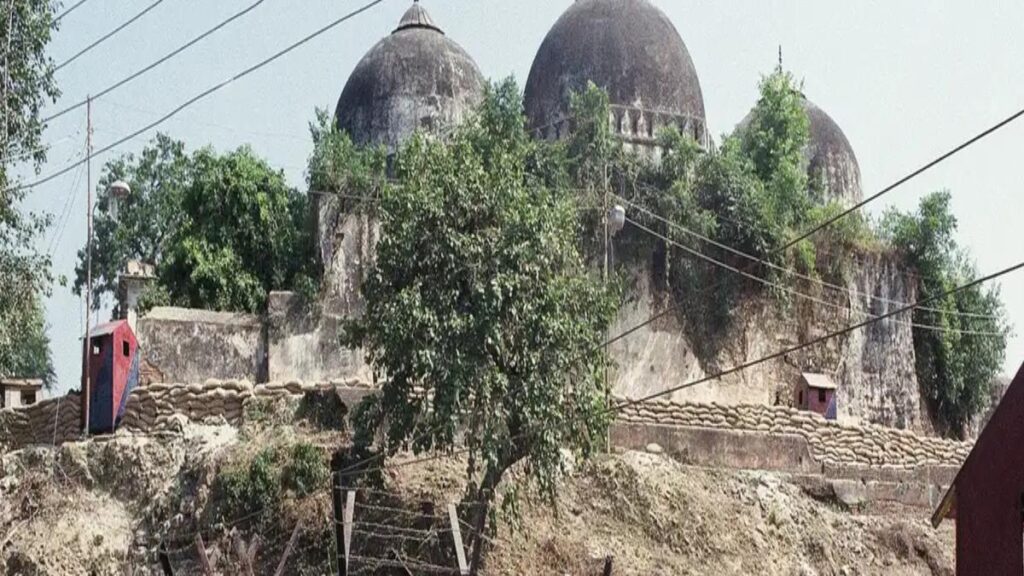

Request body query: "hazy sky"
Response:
[19, 0, 1024, 393]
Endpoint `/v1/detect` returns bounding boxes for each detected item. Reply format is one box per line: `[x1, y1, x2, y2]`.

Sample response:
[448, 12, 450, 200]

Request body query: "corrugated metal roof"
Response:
[801, 372, 837, 390]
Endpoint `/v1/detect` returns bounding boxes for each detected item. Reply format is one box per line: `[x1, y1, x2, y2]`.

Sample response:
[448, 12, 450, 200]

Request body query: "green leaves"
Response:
[77, 135, 316, 314]
[881, 192, 1009, 437]
[0, 0, 59, 384]
[346, 78, 618, 500]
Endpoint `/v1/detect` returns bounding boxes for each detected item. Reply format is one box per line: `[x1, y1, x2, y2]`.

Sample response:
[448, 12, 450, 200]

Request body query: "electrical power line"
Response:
[625, 215, 1006, 337]
[53, 0, 92, 24]
[47, 152, 86, 256]
[781, 105, 1024, 251]
[54, 0, 166, 72]
[614, 259, 1024, 411]
[44, 0, 267, 123]
[616, 193, 1002, 321]
[14, 0, 391, 194]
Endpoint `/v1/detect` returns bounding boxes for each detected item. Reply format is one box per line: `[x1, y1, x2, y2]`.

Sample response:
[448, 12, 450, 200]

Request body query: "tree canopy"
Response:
[342, 79, 618, 557]
[0, 0, 59, 386]
[881, 191, 1008, 437]
[76, 135, 315, 315]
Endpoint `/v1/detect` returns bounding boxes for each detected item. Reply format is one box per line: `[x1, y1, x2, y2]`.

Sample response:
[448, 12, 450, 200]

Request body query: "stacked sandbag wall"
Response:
[1, 379, 373, 451]
[0, 394, 83, 451]
[616, 398, 972, 469]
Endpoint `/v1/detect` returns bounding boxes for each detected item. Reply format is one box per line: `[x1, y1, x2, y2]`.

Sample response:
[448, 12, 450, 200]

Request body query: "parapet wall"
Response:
[137, 308, 266, 384]
[616, 399, 970, 470]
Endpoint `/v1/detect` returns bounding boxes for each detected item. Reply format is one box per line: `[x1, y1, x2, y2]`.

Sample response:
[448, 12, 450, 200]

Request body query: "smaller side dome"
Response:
[736, 95, 862, 206]
[335, 2, 485, 153]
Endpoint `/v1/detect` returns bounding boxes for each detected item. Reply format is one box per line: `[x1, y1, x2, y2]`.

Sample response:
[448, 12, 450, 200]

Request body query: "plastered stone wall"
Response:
[267, 208, 377, 383]
[137, 308, 266, 384]
[609, 244, 924, 432]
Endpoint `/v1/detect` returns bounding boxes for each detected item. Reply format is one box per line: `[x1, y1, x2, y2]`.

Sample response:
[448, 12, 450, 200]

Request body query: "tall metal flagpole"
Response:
[82, 95, 92, 437]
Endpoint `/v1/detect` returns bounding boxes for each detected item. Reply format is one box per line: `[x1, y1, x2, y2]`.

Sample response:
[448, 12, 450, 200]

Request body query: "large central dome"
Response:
[335, 2, 485, 153]
[524, 0, 707, 153]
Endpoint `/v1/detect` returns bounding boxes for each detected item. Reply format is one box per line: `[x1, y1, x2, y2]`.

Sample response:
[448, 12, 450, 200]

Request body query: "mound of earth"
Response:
[1, 416, 954, 575]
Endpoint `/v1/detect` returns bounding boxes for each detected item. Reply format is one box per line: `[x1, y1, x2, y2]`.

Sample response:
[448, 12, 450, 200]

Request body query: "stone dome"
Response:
[524, 0, 708, 152]
[802, 98, 862, 205]
[736, 96, 862, 206]
[335, 1, 485, 153]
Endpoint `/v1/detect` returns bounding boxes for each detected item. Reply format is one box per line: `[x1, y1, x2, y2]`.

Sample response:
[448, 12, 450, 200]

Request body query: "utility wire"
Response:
[625, 215, 1006, 337]
[54, 0, 166, 72]
[614, 259, 1024, 411]
[781, 105, 1024, 251]
[44, 0, 267, 123]
[53, 0, 91, 24]
[14, 0, 390, 193]
[617, 193, 1002, 321]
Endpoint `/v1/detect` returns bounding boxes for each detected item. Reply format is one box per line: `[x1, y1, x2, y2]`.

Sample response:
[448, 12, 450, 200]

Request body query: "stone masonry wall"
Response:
[610, 244, 924, 432]
[137, 307, 266, 384]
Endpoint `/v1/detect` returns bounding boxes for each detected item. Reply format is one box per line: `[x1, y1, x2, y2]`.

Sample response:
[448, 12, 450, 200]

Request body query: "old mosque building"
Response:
[133, 0, 916, 431]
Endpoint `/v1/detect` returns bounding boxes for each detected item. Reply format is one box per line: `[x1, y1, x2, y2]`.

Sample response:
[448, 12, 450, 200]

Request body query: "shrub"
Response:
[284, 443, 329, 497]
[217, 448, 282, 521]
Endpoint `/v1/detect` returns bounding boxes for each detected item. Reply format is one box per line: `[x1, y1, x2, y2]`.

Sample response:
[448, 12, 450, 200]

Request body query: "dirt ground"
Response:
[1, 423, 955, 575]
[393, 450, 955, 576]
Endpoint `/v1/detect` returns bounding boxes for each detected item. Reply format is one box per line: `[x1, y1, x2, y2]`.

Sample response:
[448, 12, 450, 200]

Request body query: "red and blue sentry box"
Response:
[81, 320, 140, 434]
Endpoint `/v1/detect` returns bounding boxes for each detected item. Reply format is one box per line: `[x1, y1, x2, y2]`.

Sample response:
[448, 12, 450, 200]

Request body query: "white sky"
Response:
[19, 0, 1024, 393]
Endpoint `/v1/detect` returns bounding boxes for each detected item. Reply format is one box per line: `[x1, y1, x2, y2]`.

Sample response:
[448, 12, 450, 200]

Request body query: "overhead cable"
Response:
[613, 259, 1024, 410]
[53, 0, 92, 24]
[14, 0, 390, 193]
[54, 0, 166, 72]
[625, 215, 1007, 337]
[336, 258, 1024, 481]
[45, 0, 267, 123]
[616, 193, 1002, 321]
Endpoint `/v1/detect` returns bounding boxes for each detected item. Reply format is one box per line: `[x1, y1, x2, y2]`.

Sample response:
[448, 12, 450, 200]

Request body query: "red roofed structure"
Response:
[81, 320, 140, 434]
[932, 361, 1024, 575]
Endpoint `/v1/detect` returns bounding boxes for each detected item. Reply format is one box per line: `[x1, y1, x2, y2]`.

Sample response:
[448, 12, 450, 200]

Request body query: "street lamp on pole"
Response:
[108, 180, 131, 221]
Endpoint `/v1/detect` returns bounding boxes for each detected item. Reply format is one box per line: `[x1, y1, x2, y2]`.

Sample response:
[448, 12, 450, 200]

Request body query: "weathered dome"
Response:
[736, 96, 862, 206]
[802, 98, 862, 205]
[524, 0, 708, 152]
[335, 2, 485, 153]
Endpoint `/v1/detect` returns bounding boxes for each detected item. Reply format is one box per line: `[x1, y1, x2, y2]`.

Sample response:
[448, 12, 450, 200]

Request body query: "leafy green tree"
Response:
[77, 136, 315, 314]
[1, 0, 59, 384]
[881, 191, 1008, 437]
[73, 133, 190, 312]
[343, 79, 618, 564]
[737, 68, 812, 233]
[160, 145, 314, 313]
